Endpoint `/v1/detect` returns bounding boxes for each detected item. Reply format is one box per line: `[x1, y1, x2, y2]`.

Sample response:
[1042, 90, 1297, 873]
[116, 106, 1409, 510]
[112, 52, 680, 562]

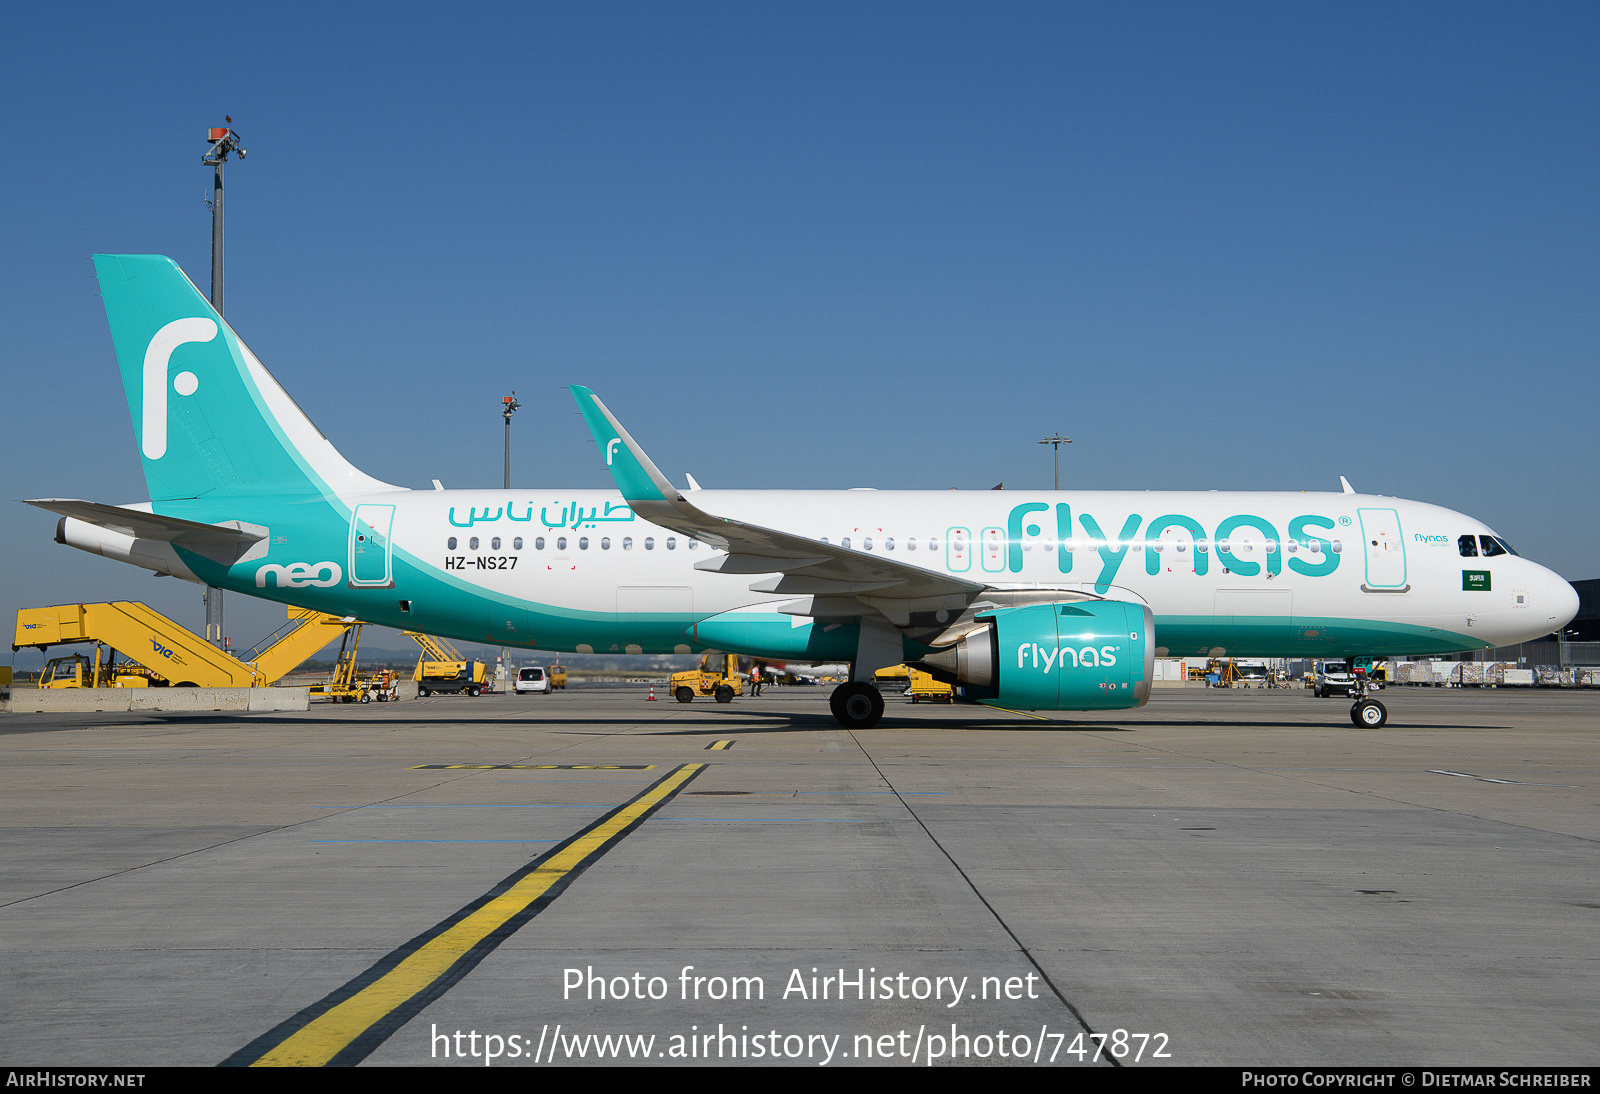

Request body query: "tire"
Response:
[676, 687, 694, 704]
[714, 685, 734, 704]
[1352, 699, 1388, 728]
[830, 682, 884, 729]
[419, 687, 431, 698]
[468, 686, 481, 697]
[360, 692, 371, 703]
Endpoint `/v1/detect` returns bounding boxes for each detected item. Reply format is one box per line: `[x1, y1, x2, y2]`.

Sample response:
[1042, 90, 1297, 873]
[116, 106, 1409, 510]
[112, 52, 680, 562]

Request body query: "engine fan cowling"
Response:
[919, 601, 1154, 711]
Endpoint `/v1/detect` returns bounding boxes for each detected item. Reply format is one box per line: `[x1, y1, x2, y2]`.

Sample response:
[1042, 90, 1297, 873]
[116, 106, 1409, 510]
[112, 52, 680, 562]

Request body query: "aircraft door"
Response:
[349, 504, 396, 588]
[1357, 508, 1408, 590]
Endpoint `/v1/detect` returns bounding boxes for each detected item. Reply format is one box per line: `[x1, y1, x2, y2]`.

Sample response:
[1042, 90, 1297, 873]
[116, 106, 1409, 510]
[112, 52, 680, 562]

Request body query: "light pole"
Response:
[502, 392, 521, 489]
[1039, 433, 1071, 491]
[499, 392, 522, 690]
[201, 120, 246, 649]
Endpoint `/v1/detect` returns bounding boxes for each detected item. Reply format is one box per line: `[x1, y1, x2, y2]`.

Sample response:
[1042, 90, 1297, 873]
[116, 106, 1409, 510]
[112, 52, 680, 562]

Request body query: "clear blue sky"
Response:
[3, 1, 1596, 658]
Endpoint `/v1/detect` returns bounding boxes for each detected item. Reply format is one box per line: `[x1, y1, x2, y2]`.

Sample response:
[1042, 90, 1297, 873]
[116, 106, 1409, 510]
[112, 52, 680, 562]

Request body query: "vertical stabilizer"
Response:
[93, 255, 400, 501]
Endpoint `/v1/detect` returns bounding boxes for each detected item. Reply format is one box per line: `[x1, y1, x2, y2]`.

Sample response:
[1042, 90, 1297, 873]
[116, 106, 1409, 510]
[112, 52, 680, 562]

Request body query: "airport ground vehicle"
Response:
[905, 666, 955, 702]
[404, 632, 487, 696]
[671, 652, 744, 703]
[873, 664, 911, 692]
[308, 626, 397, 702]
[1312, 659, 1385, 698]
[14, 601, 357, 689]
[548, 664, 568, 689]
[515, 665, 550, 694]
[36, 255, 1581, 731]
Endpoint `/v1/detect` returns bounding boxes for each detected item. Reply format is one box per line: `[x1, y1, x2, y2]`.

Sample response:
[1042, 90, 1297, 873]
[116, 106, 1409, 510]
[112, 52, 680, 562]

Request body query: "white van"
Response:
[515, 666, 551, 694]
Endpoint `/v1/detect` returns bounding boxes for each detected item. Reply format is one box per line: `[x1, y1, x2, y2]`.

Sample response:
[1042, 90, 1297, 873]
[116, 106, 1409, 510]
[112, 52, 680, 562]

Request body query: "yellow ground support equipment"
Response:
[905, 667, 955, 703]
[403, 632, 488, 696]
[13, 602, 357, 688]
[548, 664, 568, 690]
[307, 625, 396, 702]
[671, 652, 744, 704]
[873, 664, 911, 691]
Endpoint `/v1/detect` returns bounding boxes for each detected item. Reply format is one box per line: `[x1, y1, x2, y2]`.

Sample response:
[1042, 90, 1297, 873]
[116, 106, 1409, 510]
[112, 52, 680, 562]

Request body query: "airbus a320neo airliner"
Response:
[31, 256, 1579, 728]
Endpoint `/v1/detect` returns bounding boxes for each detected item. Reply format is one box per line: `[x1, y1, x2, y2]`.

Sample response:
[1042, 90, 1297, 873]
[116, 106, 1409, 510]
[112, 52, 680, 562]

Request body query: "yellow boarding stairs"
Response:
[14, 602, 358, 689]
[402, 632, 488, 696]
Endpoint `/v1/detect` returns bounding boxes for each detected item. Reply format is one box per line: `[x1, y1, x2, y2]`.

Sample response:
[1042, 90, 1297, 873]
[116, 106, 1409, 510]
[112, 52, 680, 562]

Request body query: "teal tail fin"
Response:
[92, 254, 397, 501]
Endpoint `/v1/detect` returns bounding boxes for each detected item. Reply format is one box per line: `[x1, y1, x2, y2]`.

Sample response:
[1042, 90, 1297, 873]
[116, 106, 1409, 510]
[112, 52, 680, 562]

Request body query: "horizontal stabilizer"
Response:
[25, 499, 265, 547]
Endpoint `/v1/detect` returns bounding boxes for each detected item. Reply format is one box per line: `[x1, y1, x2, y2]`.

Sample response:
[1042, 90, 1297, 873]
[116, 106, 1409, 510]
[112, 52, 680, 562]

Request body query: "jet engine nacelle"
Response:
[918, 601, 1154, 711]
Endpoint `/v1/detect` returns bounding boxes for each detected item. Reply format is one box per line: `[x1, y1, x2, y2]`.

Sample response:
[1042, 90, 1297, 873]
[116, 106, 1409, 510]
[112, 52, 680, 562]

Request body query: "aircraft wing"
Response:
[24, 499, 266, 548]
[569, 387, 985, 610]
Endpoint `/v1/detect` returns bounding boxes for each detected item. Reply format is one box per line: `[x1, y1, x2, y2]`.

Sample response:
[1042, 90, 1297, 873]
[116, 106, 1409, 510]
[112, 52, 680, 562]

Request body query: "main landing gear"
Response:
[830, 682, 884, 729]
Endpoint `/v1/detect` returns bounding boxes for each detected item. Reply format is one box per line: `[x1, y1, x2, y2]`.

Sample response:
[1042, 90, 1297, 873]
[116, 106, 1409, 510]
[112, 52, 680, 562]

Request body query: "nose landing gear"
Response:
[1348, 676, 1388, 727]
[1352, 698, 1388, 727]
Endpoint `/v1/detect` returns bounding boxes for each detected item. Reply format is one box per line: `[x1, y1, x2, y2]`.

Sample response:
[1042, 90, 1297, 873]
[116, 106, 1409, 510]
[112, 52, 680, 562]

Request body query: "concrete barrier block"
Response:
[3, 690, 134, 713]
[394, 680, 419, 701]
[249, 687, 309, 712]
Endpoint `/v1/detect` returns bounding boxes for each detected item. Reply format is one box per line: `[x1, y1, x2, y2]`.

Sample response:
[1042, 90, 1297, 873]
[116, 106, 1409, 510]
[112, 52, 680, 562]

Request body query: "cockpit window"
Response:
[1479, 535, 1510, 558]
[1458, 535, 1478, 558]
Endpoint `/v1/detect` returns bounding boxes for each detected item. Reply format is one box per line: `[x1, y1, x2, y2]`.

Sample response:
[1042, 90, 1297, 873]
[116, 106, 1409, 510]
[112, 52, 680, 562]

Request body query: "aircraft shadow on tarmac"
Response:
[0, 710, 1512, 733]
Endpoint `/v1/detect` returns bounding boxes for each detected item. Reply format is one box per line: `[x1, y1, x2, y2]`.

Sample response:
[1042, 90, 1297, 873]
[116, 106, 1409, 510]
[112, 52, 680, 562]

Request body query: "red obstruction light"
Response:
[207, 127, 230, 142]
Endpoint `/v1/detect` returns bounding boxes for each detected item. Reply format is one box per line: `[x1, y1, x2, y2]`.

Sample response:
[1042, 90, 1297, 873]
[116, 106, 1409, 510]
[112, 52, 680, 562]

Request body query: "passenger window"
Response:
[863, 537, 873, 550]
[469, 537, 479, 551]
[1331, 540, 1342, 554]
[1479, 535, 1506, 557]
[905, 538, 915, 551]
[491, 537, 501, 551]
[645, 537, 654, 550]
[885, 537, 894, 550]
[1459, 535, 1478, 557]
[447, 537, 457, 551]
[929, 538, 939, 551]
[535, 537, 544, 550]
[601, 537, 611, 550]
[666, 537, 676, 550]
[687, 539, 697, 550]
[622, 537, 632, 550]
[841, 537, 851, 549]
[557, 537, 567, 551]
[513, 537, 523, 550]
[579, 537, 589, 550]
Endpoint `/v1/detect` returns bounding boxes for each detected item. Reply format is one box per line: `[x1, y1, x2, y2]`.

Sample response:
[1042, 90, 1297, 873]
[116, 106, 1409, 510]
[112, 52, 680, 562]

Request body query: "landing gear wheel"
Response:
[714, 685, 734, 704]
[830, 682, 885, 729]
[1352, 699, 1387, 728]
[676, 687, 694, 704]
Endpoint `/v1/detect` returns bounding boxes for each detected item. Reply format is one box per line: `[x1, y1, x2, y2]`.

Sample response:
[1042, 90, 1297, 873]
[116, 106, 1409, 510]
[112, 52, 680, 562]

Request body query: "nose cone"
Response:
[1551, 571, 1581, 634]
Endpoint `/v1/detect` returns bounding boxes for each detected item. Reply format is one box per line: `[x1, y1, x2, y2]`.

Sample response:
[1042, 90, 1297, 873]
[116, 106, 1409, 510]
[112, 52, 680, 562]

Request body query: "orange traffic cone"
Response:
[648, 684, 656, 701]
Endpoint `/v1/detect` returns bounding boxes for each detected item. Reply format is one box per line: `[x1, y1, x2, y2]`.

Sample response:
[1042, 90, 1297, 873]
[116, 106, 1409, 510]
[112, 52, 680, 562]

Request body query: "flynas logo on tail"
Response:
[142, 318, 218, 460]
[606, 438, 622, 465]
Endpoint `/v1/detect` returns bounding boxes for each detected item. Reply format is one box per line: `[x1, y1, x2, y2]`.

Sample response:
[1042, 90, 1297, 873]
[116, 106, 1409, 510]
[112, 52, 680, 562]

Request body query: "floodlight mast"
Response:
[200, 121, 246, 649]
[1039, 433, 1072, 491]
[502, 392, 521, 490]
